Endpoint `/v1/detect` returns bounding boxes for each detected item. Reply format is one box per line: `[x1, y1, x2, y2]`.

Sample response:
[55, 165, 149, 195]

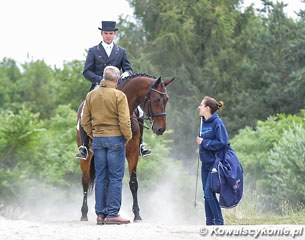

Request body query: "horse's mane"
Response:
[119, 73, 157, 88]
[127, 73, 157, 80]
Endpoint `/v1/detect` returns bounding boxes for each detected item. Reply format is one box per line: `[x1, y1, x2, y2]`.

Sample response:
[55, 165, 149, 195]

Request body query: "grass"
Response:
[224, 208, 305, 225]
[222, 190, 305, 225]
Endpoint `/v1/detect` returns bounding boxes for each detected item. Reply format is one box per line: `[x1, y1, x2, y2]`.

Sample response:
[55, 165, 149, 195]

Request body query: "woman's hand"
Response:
[196, 136, 203, 145]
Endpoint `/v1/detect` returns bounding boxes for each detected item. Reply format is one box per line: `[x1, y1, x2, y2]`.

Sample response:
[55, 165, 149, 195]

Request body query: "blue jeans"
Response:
[92, 136, 126, 217]
[201, 163, 224, 225]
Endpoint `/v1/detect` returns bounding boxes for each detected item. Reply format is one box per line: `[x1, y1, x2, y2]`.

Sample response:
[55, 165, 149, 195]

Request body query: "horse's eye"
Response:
[153, 98, 160, 104]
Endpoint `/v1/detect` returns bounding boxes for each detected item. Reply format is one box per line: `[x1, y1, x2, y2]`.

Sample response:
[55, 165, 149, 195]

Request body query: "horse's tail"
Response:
[88, 156, 96, 193]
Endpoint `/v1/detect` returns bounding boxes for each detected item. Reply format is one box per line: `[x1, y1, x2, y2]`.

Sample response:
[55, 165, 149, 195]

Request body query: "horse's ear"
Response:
[163, 77, 175, 86]
[154, 77, 162, 87]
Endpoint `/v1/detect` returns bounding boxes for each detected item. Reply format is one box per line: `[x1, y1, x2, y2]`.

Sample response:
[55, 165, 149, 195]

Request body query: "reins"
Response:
[131, 116, 150, 130]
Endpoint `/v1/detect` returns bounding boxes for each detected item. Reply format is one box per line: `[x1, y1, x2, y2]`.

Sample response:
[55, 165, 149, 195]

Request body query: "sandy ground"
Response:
[1, 181, 304, 240]
[0, 217, 202, 240]
[0, 216, 304, 240]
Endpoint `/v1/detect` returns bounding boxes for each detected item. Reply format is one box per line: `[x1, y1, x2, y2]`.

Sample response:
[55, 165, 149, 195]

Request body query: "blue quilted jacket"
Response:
[199, 113, 229, 164]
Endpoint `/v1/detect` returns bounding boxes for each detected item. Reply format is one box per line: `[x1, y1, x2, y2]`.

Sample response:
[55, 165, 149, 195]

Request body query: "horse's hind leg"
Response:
[81, 176, 89, 221]
[129, 168, 142, 221]
[80, 154, 93, 221]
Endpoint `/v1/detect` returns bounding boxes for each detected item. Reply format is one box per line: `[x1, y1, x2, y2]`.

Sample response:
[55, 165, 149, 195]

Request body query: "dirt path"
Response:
[1, 183, 304, 240]
[1, 216, 304, 240]
[0, 217, 203, 240]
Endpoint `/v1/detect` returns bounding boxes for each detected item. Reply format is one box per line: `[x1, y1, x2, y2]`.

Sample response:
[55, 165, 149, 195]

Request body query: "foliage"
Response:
[0, 58, 22, 110]
[0, 108, 45, 169]
[53, 60, 89, 111]
[231, 110, 305, 212]
[0, 105, 80, 204]
[17, 61, 57, 118]
[0, 108, 45, 202]
[265, 123, 305, 211]
[27, 104, 80, 186]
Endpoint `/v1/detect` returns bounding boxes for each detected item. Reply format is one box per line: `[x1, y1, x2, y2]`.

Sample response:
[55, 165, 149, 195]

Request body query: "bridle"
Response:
[140, 79, 168, 128]
[144, 79, 168, 116]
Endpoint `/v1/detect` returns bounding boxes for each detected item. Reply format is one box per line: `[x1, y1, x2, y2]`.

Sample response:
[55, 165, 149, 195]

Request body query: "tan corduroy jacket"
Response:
[81, 80, 132, 142]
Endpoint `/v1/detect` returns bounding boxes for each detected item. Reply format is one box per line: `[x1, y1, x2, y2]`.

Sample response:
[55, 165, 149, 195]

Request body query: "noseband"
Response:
[143, 79, 168, 120]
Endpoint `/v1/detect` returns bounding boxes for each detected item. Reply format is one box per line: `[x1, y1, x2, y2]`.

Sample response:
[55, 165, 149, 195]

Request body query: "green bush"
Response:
[0, 109, 45, 202]
[264, 123, 305, 212]
[231, 110, 305, 212]
[27, 104, 80, 186]
[0, 105, 80, 205]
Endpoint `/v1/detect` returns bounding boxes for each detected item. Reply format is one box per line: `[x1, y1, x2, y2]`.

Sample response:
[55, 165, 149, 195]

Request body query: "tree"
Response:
[16, 60, 57, 118]
[0, 58, 22, 109]
[121, 0, 305, 160]
[53, 60, 88, 111]
[123, 0, 242, 159]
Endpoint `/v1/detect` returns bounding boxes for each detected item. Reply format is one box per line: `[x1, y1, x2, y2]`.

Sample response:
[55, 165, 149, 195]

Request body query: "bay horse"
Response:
[76, 73, 174, 221]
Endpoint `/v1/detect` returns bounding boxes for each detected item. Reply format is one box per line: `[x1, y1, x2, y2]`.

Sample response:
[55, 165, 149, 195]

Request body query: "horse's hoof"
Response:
[80, 216, 88, 221]
[133, 216, 142, 222]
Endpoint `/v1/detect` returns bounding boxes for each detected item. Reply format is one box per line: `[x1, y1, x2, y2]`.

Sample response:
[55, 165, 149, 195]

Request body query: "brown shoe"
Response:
[104, 215, 130, 225]
[97, 216, 105, 225]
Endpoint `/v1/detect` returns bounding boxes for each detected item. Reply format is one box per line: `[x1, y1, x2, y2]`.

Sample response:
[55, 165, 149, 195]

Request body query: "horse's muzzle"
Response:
[152, 125, 165, 135]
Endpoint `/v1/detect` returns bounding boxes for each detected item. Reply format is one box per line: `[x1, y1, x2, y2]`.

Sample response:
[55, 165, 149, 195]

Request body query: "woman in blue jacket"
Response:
[196, 96, 229, 225]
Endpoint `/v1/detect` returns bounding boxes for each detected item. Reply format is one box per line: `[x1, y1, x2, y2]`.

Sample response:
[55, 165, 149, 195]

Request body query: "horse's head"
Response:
[119, 73, 174, 135]
[142, 76, 175, 135]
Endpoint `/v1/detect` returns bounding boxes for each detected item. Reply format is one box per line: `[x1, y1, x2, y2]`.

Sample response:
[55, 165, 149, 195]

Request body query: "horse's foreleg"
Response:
[129, 168, 142, 221]
[127, 118, 142, 221]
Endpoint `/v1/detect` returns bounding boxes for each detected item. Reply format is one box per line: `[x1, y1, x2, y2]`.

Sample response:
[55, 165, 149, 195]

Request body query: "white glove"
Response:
[137, 106, 144, 117]
[121, 71, 130, 78]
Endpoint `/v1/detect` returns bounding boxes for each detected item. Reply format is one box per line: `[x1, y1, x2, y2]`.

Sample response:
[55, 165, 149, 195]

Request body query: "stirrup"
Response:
[76, 145, 88, 160]
[140, 143, 151, 157]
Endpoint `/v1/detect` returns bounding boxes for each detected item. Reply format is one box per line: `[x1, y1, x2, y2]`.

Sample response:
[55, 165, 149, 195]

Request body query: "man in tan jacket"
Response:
[81, 66, 132, 225]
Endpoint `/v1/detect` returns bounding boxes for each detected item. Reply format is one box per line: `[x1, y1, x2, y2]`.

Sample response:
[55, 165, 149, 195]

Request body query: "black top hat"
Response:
[98, 21, 119, 31]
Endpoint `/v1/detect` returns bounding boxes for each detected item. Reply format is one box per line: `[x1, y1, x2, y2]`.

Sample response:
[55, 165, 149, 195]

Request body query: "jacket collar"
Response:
[97, 42, 118, 59]
[203, 112, 219, 122]
[99, 80, 117, 89]
[101, 41, 114, 50]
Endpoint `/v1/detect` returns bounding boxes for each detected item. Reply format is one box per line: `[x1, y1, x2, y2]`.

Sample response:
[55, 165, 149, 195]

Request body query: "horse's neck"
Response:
[121, 77, 151, 114]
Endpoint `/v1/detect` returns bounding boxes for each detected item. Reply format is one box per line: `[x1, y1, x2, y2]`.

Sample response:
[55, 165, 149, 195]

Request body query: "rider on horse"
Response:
[76, 20, 151, 159]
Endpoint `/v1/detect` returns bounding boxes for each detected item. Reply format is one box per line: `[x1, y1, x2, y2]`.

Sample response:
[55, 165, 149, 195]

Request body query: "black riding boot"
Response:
[76, 125, 89, 160]
[138, 117, 151, 157]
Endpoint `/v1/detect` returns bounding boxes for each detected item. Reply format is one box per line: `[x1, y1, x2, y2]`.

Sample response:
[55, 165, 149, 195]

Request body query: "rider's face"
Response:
[101, 31, 116, 44]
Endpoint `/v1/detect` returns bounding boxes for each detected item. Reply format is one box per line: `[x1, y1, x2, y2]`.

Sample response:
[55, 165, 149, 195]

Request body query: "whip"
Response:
[194, 117, 203, 207]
